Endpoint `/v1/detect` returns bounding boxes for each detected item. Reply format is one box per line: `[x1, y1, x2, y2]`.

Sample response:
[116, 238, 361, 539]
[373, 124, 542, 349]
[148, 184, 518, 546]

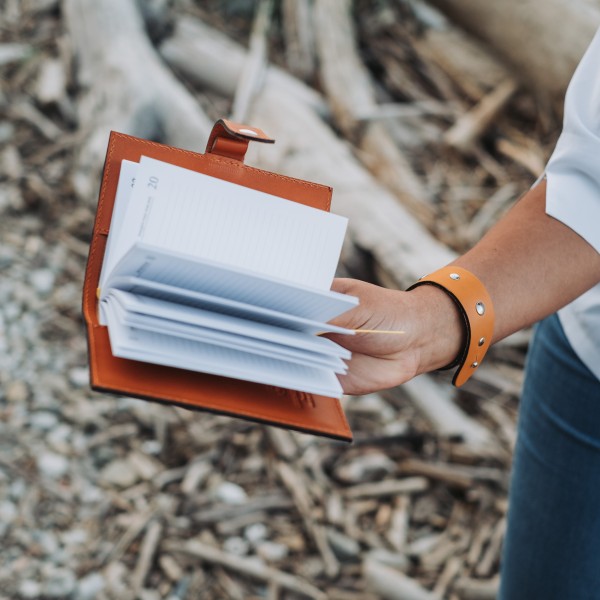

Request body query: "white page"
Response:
[130, 156, 348, 289]
[99, 160, 138, 288]
[104, 301, 343, 397]
[108, 289, 350, 359]
[106, 244, 358, 322]
[109, 275, 354, 334]
[107, 299, 347, 373]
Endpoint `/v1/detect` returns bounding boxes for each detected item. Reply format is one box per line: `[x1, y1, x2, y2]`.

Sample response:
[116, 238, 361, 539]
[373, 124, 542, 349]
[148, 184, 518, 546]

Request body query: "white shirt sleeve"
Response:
[545, 28, 600, 254]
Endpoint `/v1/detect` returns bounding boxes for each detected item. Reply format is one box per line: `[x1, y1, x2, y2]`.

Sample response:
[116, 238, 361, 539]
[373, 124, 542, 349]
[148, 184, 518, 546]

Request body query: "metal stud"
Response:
[475, 302, 485, 315]
[478, 337, 485, 346]
[449, 273, 460, 280]
[471, 361, 479, 368]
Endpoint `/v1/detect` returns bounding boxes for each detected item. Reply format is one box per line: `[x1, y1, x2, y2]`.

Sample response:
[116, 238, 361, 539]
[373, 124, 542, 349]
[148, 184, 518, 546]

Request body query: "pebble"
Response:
[29, 268, 55, 296]
[223, 536, 250, 556]
[327, 528, 361, 561]
[76, 572, 105, 600]
[37, 452, 69, 479]
[19, 580, 42, 599]
[100, 459, 139, 488]
[256, 541, 288, 562]
[44, 568, 77, 597]
[244, 522, 267, 544]
[29, 411, 59, 431]
[5, 380, 29, 403]
[214, 481, 247, 505]
[68, 367, 89, 388]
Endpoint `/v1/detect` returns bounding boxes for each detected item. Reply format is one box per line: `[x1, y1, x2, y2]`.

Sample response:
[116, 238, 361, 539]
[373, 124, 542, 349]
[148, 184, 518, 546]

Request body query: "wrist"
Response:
[406, 284, 466, 376]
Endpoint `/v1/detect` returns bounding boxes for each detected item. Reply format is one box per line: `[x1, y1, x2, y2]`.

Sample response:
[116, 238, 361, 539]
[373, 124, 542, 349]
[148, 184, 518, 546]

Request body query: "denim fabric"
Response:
[499, 313, 600, 600]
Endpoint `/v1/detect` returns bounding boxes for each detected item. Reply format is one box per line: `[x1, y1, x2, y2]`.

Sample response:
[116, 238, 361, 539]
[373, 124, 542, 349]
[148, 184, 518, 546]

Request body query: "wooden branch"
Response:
[64, 0, 212, 200]
[364, 557, 442, 600]
[164, 538, 328, 600]
[230, 0, 273, 122]
[282, 0, 316, 81]
[399, 375, 495, 452]
[313, 0, 435, 225]
[444, 79, 518, 152]
[160, 16, 456, 288]
[426, 0, 600, 101]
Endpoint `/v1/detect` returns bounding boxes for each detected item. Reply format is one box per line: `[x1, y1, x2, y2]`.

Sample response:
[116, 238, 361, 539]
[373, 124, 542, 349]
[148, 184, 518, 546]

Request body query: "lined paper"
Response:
[132, 156, 348, 289]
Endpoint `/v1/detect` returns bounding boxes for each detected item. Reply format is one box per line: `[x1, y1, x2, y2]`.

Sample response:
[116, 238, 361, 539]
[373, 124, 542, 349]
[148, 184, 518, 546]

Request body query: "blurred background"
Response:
[0, 0, 597, 598]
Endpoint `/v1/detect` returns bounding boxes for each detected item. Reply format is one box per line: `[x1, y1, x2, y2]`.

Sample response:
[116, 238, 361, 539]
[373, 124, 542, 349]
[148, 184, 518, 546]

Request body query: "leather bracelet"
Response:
[407, 266, 495, 387]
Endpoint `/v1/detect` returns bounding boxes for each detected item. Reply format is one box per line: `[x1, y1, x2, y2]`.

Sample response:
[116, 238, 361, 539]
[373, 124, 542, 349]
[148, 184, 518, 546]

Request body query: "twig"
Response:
[164, 538, 328, 600]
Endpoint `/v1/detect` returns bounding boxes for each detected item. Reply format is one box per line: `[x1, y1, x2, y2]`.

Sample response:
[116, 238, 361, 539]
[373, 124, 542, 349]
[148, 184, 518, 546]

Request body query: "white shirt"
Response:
[545, 28, 600, 381]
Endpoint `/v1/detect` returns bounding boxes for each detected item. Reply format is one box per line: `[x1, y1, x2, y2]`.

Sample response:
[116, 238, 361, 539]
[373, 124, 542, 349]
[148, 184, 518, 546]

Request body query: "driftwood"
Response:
[160, 16, 455, 288]
[63, 0, 212, 200]
[427, 0, 600, 102]
[313, 0, 435, 226]
[364, 557, 442, 600]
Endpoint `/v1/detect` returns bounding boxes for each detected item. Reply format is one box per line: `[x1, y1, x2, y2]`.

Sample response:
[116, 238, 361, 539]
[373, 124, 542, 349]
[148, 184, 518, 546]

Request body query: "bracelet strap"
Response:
[407, 266, 495, 387]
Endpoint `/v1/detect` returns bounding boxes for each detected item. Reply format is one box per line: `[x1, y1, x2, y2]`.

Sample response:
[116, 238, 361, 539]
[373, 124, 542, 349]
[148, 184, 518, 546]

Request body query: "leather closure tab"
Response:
[407, 266, 495, 387]
[206, 118, 275, 163]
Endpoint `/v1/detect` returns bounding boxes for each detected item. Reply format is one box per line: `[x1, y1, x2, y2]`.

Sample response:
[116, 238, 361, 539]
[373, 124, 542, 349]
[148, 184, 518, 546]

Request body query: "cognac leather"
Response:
[206, 118, 274, 163]
[83, 124, 352, 441]
[407, 266, 495, 387]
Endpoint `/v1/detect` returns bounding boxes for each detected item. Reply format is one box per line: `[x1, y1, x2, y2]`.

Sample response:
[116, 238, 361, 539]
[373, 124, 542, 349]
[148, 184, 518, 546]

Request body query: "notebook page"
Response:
[106, 244, 358, 322]
[132, 156, 348, 289]
[99, 160, 138, 288]
[107, 289, 350, 358]
[109, 276, 353, 334]
[104, 301, 343, 397]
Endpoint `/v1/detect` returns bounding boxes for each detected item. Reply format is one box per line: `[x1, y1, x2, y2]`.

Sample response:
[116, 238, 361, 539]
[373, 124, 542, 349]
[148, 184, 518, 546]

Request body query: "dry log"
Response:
[160, 17, 455, 288]
[230, 0, 273, 123]
[364, 557, 442, 600]
[313, 0, 435, 226]
[164, 538, 328, 600]
[282, 0, 317, 81]
[453, 576, 499, 600]
[444, 79, 519, 153]
[276, 461, 340, 578]
[64, 0, 212, 200]
[160, 17, 326, 116]
[399, 375, 494, 452]
[426, 0, 600, 102]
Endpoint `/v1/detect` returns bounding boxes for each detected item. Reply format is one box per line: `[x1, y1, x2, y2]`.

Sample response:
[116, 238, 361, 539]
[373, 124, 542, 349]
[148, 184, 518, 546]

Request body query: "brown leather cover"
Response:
[82, 127, 352, 441]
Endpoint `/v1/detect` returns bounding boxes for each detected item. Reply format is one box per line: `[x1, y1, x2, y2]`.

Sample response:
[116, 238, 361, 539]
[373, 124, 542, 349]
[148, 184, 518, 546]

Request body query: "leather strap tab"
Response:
[206, 118, 275, 162]
[407, 266, 495, 387]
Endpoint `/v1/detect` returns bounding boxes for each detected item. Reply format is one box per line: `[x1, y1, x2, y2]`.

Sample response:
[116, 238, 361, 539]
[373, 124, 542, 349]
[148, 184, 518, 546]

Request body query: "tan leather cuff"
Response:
[407, 266, 495, 387]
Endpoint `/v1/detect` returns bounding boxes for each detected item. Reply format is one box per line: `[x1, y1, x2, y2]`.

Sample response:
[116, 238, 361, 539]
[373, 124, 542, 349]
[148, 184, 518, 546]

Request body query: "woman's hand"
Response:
[327, 278, 464, 395]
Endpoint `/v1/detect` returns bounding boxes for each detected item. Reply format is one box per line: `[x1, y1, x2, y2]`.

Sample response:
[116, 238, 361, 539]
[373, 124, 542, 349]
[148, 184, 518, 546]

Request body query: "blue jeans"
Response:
[500, 314, 600, 599]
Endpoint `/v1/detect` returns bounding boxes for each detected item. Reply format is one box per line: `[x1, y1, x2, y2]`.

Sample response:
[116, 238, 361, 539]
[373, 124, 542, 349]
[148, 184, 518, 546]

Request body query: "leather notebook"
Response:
[82, 119, 353, 442]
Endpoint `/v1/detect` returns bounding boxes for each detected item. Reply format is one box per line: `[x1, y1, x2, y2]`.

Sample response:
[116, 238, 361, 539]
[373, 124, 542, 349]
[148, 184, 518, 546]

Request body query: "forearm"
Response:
[415, 179, 600, 373]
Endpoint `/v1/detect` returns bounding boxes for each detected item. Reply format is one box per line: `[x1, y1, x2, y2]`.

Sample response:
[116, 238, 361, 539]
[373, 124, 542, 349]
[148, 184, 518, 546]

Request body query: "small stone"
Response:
[76, 572, 105, 600]
[37, 452, 69, 479]
[29, 268, 55, 296]
[45, 568, 76, 597]
[29, 411, 59, 431]
[244, 522, 267, 544]
[100, 459, 139, 488]
[256, 541, 288, 562]
[223, 536, 249, 556]
[68, 367, 89, 388]
[214, 481, 247, 505]
[19, 580, 42, 599]
[0, 500, 17, 522]
[5, 380, 29, 403]
[327, 528, 361, 561]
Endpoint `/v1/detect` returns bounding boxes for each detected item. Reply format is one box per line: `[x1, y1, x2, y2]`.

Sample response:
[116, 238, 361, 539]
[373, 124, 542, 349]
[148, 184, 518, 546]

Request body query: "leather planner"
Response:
[82, 119, 353, 442]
